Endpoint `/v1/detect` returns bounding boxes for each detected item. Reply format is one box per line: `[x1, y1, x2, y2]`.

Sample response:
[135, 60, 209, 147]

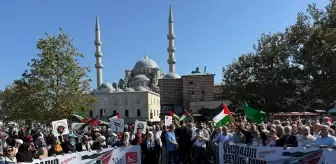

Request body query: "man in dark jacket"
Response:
[175, 121, 192, 164]
[276, 126, 298, 147]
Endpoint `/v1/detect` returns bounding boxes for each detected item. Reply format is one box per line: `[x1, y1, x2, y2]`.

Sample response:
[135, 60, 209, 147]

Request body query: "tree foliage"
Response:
[0, 29, 95, 122]
[222, 0, 336, 113]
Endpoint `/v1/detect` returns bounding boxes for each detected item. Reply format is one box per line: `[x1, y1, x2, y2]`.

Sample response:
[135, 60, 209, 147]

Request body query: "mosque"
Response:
[89, 5, 180, 123]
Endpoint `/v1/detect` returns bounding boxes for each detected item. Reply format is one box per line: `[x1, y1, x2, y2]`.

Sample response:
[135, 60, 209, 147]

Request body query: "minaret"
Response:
[94, 14, 103, 89]
[167, 4, 176, 73]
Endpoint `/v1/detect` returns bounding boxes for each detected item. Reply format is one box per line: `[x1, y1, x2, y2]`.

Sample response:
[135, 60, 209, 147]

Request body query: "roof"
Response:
[123, 87, 135, 92]
[132, 74, 150, 82]
[182, 73, 215, 77]
[133, 56, 160, 69]
[163, 72, 181, 79]
[98, 83, 115, 91]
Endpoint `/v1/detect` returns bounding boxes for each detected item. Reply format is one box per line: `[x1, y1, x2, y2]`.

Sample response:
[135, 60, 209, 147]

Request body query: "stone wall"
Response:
[181, 74, 215, 110]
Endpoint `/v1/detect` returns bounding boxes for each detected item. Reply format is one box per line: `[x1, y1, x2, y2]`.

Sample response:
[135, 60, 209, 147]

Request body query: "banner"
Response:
[218, 143, 336, 164]
[21, 145, 141, 164]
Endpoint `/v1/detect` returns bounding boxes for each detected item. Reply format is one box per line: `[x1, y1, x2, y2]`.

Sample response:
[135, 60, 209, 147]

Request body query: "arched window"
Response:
[137, 97, 140, 104]
[137, 109, 141, 116]
[124, 97, 128, 105]
[150, 110, 153, 119]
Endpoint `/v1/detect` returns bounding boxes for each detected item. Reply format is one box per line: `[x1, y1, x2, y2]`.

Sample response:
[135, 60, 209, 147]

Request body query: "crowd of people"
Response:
[0, 116, 335, 164]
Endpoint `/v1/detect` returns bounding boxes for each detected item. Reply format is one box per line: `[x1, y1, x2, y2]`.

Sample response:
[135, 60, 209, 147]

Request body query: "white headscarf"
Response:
[146, 131, 155, 148]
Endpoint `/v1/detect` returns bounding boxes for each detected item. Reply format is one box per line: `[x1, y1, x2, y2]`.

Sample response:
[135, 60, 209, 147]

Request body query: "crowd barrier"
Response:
[20, 145, 141, 164]
[218, 142, 336, 164]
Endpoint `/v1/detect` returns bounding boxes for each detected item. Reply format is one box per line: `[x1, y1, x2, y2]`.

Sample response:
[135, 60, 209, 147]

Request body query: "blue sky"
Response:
[0, 0, 329, 90]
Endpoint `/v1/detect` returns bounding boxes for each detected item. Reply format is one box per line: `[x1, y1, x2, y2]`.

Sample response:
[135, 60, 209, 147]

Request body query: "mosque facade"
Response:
[89, 5, 180, 123]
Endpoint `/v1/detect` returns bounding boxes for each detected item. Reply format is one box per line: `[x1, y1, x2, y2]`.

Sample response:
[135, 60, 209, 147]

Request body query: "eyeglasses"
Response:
[7, 149, 13, 152]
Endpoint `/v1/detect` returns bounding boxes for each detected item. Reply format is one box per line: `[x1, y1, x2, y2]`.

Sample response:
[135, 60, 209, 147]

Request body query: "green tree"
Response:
[222, 0, 336, 112]
[15, 28, 96, 122]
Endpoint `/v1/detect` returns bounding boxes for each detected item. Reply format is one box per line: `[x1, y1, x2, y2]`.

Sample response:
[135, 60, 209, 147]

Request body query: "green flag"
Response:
[243, 104, 266, 124]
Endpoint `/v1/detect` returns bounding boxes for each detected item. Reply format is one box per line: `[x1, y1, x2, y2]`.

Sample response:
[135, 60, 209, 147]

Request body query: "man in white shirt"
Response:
[192, 123, 209, 164]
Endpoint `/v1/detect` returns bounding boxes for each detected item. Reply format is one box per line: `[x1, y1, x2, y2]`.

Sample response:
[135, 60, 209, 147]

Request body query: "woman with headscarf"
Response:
[3, 146, 17, 163]
[92, 135, 107, 150]
[48, 137, 63, 156]
[106, 131, 118, 146]
[61, 134, 76, 153]
[141, 131, 160, 164]
[132, 130, 143, 145]
[34, 134, 48, 159]
[24, 135, 35, 154]
[13, 139, 23, 155]
[119, 132, 131, 147]
[16, 142, 33, 163]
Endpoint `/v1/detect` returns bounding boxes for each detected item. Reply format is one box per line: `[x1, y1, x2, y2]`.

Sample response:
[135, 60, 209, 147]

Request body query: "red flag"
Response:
[112, 112, 120, 119]
[223, 102, 233, 119]
[328, 117, 333, 124]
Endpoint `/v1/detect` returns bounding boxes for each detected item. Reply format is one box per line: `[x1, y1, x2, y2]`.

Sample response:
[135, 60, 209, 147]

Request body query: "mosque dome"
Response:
[98, 83, 115, 91]
[133, 55, 159, 69]
[132, 74, 150, 82]
[163, 72, 181, 79]
[134, 86, 149, 91]
[123, 87, 135, 92]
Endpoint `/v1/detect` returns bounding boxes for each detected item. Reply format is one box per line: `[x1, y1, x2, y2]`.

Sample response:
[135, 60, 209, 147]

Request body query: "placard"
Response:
[110, 118, 125, 132]
[71, 123, 88, 137]
[165, 116, 172, 126]
[133, 120, 147, 134]
[52, 119, 69, 136]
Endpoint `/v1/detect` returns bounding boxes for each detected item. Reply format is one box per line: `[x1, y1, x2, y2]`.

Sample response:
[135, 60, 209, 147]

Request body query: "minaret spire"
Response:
[167, 4, 176, 73]
[94, 14, 103, 89]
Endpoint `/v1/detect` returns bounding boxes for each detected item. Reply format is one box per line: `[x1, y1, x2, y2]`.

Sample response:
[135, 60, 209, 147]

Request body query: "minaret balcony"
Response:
[95, 63, 103, 69]
[167, 34, 175, 40]
[94, 40, 102, 46]
[167, 47, 176, 52]
[95, 52, 103, 57]
[167, 58, 176, 64]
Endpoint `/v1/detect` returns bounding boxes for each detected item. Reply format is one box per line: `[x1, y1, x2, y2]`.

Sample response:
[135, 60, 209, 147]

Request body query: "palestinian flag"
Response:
[212, 103, 233, 128]
[70, 114, 84, 122]
[179, 109, 192, 121]
[169, 111, 180, 120]
[82, 118, 108, 126]
[111, 112, 120, 119]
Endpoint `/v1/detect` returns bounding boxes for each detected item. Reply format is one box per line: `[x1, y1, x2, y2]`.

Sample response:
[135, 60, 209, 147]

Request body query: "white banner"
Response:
[22, 145, 141, 164]
[218, 142, 336, 164]
[165, 116, 172, 126]
[133, 120, 147, 134]
[109, 118, 124, 133]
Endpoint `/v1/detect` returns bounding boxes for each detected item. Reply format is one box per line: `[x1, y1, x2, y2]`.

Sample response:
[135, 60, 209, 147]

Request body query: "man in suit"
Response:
[76, 135, 91, 152]
[175, 121, 193, 164]
[276, 126, 298, 147]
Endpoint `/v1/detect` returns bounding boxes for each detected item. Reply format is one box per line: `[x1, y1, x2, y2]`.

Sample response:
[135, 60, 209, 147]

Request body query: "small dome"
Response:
[134, 86, 149, 91]
[163, 72, 181, 79]
[132, 74, 150, 82]
[123, 87, 135, 92]
[99, 83, 115, 91]
[114, 88, 124, 92]
[133, 55, 159, 69]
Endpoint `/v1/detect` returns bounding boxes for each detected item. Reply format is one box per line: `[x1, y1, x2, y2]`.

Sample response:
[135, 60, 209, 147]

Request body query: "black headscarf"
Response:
[16, 142, 33, 162]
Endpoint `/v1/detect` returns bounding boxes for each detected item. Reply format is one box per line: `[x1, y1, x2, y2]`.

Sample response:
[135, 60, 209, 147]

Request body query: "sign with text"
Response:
[218, 143, 335, 164]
